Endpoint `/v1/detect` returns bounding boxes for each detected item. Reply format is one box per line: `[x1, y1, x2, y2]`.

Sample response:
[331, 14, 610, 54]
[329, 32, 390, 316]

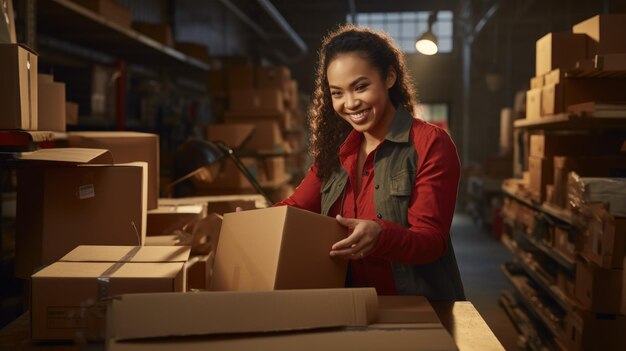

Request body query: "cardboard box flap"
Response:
[375, 296, 442, 324]
[60, 246, 191, 263]
[68, 131, 155, 138]
[107, 288, 378, 341]
[32, 261, 185, 279]
[17, 148, 113, 164]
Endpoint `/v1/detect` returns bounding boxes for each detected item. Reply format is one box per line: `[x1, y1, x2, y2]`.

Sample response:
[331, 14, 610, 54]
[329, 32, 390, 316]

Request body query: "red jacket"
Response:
[276, 116, 460, 295]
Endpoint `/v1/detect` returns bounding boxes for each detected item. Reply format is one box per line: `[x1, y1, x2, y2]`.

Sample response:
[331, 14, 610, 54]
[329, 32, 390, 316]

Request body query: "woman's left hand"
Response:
[330, 215, 382, 259]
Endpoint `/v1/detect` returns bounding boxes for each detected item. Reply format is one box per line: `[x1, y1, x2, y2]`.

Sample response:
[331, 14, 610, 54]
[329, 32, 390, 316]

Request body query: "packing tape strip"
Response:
[96, 246, 142, 301]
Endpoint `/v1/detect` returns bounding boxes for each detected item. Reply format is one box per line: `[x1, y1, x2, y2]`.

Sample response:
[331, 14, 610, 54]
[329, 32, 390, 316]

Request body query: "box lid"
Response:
[60, 245, 191, 263]
[106, 288, 378, 341]
[17, 148, 113, 164]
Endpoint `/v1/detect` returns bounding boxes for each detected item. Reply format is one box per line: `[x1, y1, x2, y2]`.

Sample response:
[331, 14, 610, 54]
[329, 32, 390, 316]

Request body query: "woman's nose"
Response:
[345, 94, 360, 110]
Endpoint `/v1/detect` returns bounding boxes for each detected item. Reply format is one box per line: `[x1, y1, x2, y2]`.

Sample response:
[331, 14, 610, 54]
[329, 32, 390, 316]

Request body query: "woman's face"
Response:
[327, 53, 396, 138]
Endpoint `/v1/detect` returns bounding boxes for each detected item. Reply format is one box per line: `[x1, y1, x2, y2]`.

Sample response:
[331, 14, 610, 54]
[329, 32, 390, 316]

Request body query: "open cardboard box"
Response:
[211, 206, 348, 291]
[158, 194, 267, 215]
[66, 131, 160, 209]
[31, 245, 191, 341]
[14, 148, 148, 278]
[106, 290, 457, 351]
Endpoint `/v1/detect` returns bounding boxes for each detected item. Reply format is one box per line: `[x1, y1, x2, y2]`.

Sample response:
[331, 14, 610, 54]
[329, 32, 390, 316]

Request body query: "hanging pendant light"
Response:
[416, 12, 438, 55]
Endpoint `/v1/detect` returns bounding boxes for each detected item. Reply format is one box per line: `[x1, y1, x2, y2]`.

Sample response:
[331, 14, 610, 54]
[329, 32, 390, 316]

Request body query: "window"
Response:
[349, 11, 454, 53]
[416, 103, 450, 131]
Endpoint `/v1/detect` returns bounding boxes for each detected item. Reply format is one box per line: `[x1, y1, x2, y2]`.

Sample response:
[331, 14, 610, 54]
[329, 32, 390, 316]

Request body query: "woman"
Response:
[276, 24, 465, 301]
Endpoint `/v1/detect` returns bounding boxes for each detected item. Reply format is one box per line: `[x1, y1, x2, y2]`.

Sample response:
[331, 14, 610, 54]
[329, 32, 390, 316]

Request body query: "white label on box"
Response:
[78, 184, 95, 199]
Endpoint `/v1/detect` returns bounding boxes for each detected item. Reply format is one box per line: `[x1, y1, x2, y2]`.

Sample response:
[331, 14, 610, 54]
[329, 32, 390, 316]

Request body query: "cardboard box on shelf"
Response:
[132, 22, 174, 47]
[554, 226, 576, 260]
[541, 78, 626, 116]
[0, 44, 38, 130]
[596, 53, 626, 71]
[256, 66, 291, 91]
[257, 156, 287, 182]
[529, 133, 624, 159]
[174, 42, 210, 63]
[66, 131, 160, 210]
[227, 65, 255, 90]
[31, 245, 191, 341]
[194, 157, 259, 191]
[211, 206, 348, 291]
[228, 89, 285, 114]
[528, 156, 553, 202]
[71, 0, 132, 29]
[530, 75, 544, 89]
[240, 120, 284, 152]
[573, 14, 626, 57]
[525, 88, 541, 120]
[15, 158, 147, 278]
[0, 0, 16, 43]
[37, 74, 66, 132]
[574, 255, 623, 314]
[205, 123, 255, 150]
[66, 101, 79, 125]
[583, 204, 626, 269]
[286, 79, 299, 108]
[556, 269, 575, 299]
[535, 32, 588, 76]
[562, 308, 626, 351]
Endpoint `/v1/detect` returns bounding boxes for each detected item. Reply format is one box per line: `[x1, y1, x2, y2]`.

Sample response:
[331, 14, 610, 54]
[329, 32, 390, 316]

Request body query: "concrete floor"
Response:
[451, 213, 519, 351]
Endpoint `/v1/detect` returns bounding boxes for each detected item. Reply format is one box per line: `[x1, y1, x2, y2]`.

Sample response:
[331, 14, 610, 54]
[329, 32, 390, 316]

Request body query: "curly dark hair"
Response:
[309, 24, 418, 182]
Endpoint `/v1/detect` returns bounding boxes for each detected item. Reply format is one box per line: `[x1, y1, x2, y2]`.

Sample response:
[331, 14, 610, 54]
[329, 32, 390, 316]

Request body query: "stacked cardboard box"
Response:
[525, 14, 626, 121]
[69, 0, 132, 29]
[203, 64, 307, 197]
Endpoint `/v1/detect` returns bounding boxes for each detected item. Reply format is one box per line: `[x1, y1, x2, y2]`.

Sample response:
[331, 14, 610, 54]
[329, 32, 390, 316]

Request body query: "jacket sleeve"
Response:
[368, 127, 461, 264]
[273, 164, 322, 213]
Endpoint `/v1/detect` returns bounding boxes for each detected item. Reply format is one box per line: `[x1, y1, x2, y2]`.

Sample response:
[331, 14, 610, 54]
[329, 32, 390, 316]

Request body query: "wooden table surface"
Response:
[1, 301, 504, 351]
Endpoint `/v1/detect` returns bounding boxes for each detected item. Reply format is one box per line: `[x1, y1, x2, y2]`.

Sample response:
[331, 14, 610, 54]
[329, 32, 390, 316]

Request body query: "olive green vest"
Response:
[320, 108, 465, 301]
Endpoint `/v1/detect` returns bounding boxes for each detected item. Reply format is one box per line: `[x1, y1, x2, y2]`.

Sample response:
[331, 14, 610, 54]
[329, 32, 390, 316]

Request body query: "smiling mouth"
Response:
[347, 108, 371, 123]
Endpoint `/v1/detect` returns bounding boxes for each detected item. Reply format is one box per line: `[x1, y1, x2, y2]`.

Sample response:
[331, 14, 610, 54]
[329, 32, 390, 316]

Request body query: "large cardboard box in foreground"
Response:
[106, 290, 458, 351]
[0, 43, 38, 130]
[211, 206, 348, 291]
[67, 131, 159, 209]
[15, 149, 147, 278]
[31, 245, 191, 341]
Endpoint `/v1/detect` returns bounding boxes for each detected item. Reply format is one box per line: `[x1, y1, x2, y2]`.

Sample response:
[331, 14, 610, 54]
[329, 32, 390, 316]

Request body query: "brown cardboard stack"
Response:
[69, 0, 132, 29]
[203, 64, 307, 198]
[31, 245, 191, 341]
[525, 15, 626, 121]
[211, 206, 348, 291]
[105, 290, 457, 351]
[14, 148, 148, 278]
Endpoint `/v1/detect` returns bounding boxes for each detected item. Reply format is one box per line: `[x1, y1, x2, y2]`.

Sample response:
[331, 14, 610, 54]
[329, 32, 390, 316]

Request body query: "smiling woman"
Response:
[274, 25, 465, 301]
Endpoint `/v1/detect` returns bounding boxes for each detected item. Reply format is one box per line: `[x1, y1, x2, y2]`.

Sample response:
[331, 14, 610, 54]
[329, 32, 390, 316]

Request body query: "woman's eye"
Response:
[331, 91, 342, 97]
[355, 84, 368, 91]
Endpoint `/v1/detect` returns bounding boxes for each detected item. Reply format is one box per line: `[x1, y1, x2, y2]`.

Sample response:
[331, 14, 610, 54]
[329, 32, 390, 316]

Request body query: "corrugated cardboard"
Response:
[583, 204, 626, 269]
[228, 89, 284, 114]
[0, 44, 38, 130]
[31, 245, 191, 341]
[0, 0, 16, 43]
[15, 161, 147, 278]
[17, 147, 113, 164]
[66, 101, 79, 125]
[107, 288, 377, 341]
[256, 66, 291, 91]
[530, 75, 544, 90]
[211, 206, 348, 291]
[528, 156, 552, 202]
[574, 255, 623, 314]
[554, 226, 575, 260]
[223, 120, 283, 152]
[206, 123, 255, 149]
[106, 291, 457, 351]
[563, 308, 626, 351]
[37, 74, 66, 132]
[535, 32, 587, 76]
[526, 88, 541, 120]
[541, 78, 626, 116]
[158, 194, 268, 215]
[186, 254, 213, 290]
[66, 131, 159, 209]
[147, 203, 206, 236]
[573, 14, 626, 57]
[196, 157, 260, 191]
